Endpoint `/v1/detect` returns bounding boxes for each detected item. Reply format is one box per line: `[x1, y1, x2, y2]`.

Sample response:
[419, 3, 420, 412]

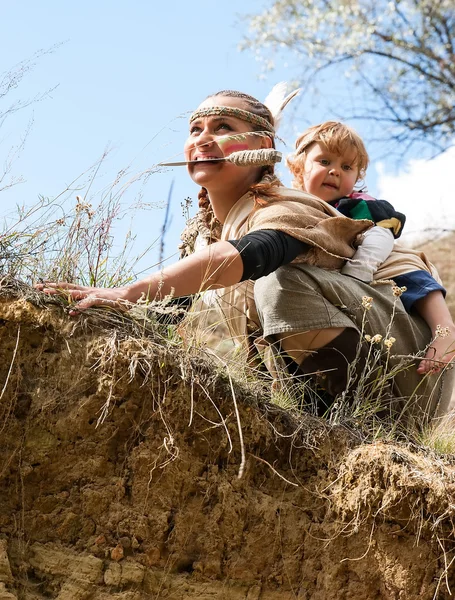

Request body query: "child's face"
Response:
[301, 142, 359, 202]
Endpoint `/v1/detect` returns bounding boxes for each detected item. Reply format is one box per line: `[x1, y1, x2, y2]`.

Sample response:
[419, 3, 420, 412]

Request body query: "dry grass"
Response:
[419, 410, 455, 455]
[0, 149, 164, 287]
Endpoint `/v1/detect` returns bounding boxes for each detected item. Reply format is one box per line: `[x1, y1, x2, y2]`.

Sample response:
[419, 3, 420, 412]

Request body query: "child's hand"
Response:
[417, 325, 455, 375]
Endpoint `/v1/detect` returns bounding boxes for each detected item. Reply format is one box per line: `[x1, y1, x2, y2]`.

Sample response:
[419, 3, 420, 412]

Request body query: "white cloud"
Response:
[376, 145, 455, 245]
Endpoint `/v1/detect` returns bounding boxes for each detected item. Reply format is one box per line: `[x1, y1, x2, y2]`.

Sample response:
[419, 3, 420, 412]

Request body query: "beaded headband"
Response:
[189, 106, 275, 134]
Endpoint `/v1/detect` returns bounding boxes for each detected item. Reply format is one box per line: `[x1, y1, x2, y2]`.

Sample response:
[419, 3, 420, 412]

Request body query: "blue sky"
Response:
[1, 1, 452, 278]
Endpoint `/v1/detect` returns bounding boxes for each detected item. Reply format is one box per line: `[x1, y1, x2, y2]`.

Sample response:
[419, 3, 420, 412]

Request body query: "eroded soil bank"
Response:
[0, 288, 455, 599]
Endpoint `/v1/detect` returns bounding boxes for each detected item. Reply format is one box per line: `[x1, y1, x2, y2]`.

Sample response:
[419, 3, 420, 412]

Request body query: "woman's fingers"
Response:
[35, 281, 92, 292]
[34, 286, 62, 296]
[35, 286, 92, 301]
[75, 296, 118, 310]
[68, 295, 129, 316]
[34, 280, 130, 315]
[36, 282, 125, 298]
[34, 281, 102, 301]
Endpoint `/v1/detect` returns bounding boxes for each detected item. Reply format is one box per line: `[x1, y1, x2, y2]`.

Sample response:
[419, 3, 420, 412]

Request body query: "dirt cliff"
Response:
[0, 281, 455, 600]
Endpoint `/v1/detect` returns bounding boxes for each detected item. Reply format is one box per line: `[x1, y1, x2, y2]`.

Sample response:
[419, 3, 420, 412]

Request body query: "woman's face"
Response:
[184, 95, 271, 193]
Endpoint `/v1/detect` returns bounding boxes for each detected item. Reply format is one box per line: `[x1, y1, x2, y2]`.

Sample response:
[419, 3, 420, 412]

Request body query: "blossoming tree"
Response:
[241, 0, 454, 151]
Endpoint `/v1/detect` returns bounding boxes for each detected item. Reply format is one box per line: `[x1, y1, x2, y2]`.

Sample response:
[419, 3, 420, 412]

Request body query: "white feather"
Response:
[263, 82, 300, 132]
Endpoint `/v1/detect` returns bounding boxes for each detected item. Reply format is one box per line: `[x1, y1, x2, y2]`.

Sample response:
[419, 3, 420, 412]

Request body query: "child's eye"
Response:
[320, 159, 330, 166]
[342, 165, 352, 171]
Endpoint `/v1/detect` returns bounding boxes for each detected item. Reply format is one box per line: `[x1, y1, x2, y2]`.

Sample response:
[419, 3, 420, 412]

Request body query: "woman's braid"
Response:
[197, 187, 222, 243]
[179, 187, 222, 259]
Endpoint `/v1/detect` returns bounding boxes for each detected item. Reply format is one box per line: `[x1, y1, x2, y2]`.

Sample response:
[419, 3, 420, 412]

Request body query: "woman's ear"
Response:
[260, 135, 273, 149]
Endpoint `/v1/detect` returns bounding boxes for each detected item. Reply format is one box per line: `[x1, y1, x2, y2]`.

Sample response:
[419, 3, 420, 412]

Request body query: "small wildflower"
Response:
[384, 336, 396, 350]
[75, 195, 93, 214]
[435, 325, 450, 338]
[181, 197, 193, 218]
[136, 292, 149, 306]
[362, 296, 373, 310]
[364, 334, 372, 342]
[392, 285, 407, 297]
[371, 334, 383, 344]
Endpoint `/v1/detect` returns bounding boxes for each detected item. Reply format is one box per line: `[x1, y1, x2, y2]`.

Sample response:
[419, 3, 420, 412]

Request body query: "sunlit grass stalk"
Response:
[0, 149, 164, 289]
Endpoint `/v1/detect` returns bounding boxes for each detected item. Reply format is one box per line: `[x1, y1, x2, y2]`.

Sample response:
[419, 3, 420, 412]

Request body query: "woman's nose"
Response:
[195, 128, 215, 150]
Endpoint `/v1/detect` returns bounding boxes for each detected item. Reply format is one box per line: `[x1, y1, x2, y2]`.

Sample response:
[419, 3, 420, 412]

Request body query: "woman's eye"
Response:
[189, 125, 201, 135]
[216, 122, 233, 132]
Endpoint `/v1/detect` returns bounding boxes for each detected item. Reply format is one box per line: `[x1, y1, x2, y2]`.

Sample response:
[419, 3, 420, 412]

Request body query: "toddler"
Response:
[287, 121, 455, 375]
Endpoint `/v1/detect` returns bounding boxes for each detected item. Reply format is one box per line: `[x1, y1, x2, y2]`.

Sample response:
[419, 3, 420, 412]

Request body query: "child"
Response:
[287, 121, 455, 375]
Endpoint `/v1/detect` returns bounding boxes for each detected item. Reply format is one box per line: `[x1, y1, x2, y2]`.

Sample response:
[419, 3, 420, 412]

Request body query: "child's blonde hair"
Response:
[287, 121, 369, 191]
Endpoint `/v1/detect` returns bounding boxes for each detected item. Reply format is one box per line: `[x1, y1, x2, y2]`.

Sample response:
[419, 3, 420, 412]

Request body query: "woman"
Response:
[35, 89, 453, 421]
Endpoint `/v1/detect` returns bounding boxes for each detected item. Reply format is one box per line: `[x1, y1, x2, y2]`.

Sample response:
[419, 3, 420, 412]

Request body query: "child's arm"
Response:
[341, 226, 394, 282]
[333, 195, 405, 282]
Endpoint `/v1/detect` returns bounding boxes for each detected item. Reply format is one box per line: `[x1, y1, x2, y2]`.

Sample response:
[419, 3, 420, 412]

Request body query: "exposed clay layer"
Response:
[0, 293, 454, 599]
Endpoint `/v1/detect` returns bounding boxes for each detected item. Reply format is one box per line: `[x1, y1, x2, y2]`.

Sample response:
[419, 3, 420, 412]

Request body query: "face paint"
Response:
[217, 134, 251, 157]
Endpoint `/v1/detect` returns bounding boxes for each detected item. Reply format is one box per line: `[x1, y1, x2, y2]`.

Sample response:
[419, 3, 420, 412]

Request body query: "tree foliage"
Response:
[242, 0, 455, 150]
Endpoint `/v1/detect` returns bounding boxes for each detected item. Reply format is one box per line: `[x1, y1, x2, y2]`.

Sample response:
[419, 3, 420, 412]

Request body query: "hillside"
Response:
[421, 232, 455, 317]
[0, 279, 455, 600]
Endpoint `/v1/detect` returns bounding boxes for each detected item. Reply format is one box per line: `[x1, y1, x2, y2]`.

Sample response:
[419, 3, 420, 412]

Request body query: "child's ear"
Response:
[260, 135, 273, 149]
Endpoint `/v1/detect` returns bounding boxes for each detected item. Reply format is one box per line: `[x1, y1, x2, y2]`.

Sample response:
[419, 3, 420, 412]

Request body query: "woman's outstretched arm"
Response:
[35, 241, 244, 315]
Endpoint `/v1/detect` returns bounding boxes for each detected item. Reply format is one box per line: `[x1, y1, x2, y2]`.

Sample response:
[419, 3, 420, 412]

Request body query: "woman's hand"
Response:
[34, 241, 245, 317]
[34, 282, 133, 315]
